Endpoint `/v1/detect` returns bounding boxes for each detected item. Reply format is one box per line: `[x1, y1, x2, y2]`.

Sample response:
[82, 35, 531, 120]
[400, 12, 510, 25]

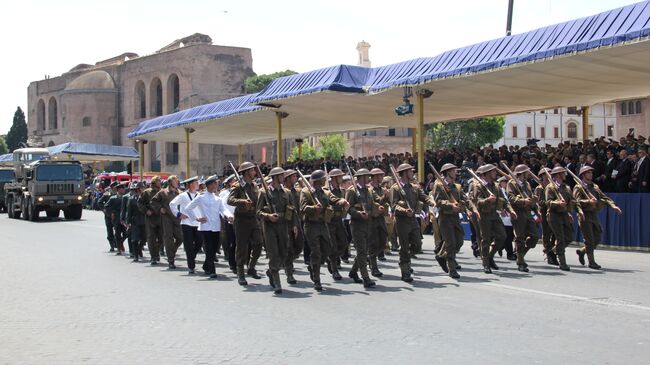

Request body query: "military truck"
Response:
[0, 167, 15, 213]
[4, 148, 85, 221]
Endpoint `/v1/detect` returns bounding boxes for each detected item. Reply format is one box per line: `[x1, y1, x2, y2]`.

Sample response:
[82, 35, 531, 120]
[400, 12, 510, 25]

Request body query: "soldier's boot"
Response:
[488, 247, 500, 270]
[400, 263, 414, 282]
[237, 266, 248, 286]
[168, 260, 176, 269]
[586, 250, 601, 270]
[547, 251, 559, 266]
[369, 257, 383, 277]
[363, 276, 376, 288]
[247, 258, 261, 279]
[266, 270, 275, 288]
[378, 251, 386, 261]
[435, 254, 449, 273]
[272, 272, 282, 295]
[312, 265, 322, 291]
[558, 253, 570, 271]
[516, 248, 529, 272]
[285, 268, 297, 284]
[576, 248, 586, 266]
[331, 267, 342, 281]
[348, 270, 363, 284]
[307, 265, 314, 281]
[445, 258, 457, 275]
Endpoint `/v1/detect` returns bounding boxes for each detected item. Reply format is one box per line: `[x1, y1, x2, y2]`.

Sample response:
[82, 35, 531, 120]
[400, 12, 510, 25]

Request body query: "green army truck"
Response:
[0, 167, 15, 213]
[4, 148, 85, 221]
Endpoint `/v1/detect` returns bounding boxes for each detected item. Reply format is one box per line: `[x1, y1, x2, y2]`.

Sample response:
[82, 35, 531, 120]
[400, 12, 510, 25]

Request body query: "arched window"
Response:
[567, 122, 577, 139]
[167, 74, 180, 113]
[37, 99, 46, 131]
[48, 97, 58, 130]
[622, 102, 627, 115]
[635, 100, 642, 114]
[628, 101, 635, 114]
[150, 78, 163, 117]
[48, 141, 55, 147]
[135, 81, 146, 119]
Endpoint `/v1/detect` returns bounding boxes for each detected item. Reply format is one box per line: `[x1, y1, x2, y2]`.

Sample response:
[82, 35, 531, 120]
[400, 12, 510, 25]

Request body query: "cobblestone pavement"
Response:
[1, 210, 649, 364]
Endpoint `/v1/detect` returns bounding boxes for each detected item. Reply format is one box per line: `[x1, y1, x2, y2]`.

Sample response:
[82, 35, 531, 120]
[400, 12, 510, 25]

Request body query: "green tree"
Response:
[245, 70, 298, 93]
[0, 135, 7, 155]
[6, 107, 28, 152]
[318, 134, 347, 160]
[287, 142, 319, 162]
[426, 116, 504, 149]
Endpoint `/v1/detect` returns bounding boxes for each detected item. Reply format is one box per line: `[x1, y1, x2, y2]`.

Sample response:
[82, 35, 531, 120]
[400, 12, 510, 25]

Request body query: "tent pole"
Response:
[417, 93, 425, 183]
[184, 128, 192, 179]
[238, 144, 243, 165]
[138, 140, 144, 180]
[276, 113, 282, 167]
[411, 128, 416, 156]
[581, 106, 589, 142]
[101, 160, 105, 172]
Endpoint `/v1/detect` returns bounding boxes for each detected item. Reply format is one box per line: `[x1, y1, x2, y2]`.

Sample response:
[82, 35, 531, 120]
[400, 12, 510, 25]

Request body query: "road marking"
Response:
[483, 282, 650, 312]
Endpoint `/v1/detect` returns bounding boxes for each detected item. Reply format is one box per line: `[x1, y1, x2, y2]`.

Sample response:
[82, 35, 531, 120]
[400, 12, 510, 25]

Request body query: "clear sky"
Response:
[0, 0, 642, 133]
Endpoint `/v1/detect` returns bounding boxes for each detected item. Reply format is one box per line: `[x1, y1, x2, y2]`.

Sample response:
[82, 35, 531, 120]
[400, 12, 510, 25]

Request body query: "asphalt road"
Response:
[1, 209, 649, 364]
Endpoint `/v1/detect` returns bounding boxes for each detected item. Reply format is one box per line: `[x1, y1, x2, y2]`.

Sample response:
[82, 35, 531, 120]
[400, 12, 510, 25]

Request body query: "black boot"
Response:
[401, 272, 413, 283]
[238, 275, 248, 286]
[266, 270, 275, 288]
[247, 268, 261, 279]
[435, 255, 449, 273]
[313, 281, 322, 291]
[483, 266, 492, 274]
[370, 267, 383, 278]
[363, 277, 376, 288]
[449, 270, 460, 279]
[489, 258, 499, 270]
[576, 249, 586, 266]
[332, 270, 342, 281]
[547, 252, 559, 266]
[348, 271, 363, 283]
[286, 271, 297, 285]
[517, 264, 529, 272]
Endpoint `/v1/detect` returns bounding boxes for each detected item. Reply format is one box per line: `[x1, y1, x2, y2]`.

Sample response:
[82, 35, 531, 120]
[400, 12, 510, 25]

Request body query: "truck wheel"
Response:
[7, 196, 13, 218]
[46, 209, 60, 218]
[28, 199, 39, 222]
[21, 198, 29, 221]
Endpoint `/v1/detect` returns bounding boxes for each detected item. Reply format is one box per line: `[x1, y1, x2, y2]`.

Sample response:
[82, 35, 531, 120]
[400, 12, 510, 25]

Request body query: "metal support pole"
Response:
[276, 112, 283, 167]
[101, 160, 105, 172]
[417, 93, 425, 183]
[506, 0, 514, 36]
[298, 142, 303, 160]
[238, 144, 243, 165]
[138, 140, 144, 180]
[184, 128, 193, 179]
[582, 106, 590, 142]
[411, 128, 416, 156]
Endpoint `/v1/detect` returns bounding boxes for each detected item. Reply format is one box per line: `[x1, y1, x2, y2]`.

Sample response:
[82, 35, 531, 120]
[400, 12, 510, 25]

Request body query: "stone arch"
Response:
[48, 97, 58, 130]
[37, 99, 46, 131]
[48, 141, 55, 147]
[167, 74, 180, 113]
[150, 78, 163, 117]
[567, 121, 578, 139]
[135, 80, 146, 119]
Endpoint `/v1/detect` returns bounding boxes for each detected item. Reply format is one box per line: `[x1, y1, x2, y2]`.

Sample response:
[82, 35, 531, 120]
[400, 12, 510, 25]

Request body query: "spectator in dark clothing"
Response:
[602, 149, 618, 192]
[614, 149, 633, 193]
[633, 146, 649, 193]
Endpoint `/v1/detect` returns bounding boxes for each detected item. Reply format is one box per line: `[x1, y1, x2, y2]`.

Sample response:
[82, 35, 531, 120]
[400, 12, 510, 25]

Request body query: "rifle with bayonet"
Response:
[565, 168, 597, 201]
[464, 167, 496, 197]
[346, 160, 366, 213]
[255, 164, 277, 214]
[499, 161, 540, 217]
[389, 164, 412, 211]
[296, 169, 322, 206]
[228, 161, 252, 201]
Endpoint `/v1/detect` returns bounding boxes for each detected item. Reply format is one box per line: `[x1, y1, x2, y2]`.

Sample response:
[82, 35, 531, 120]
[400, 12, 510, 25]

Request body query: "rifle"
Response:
[565, 168, 597, 200]
[427, 161, 458, 204]
[389, 164, 412, 210]
[541, 167, 566, 204]
[323, 164, 332, 190]
[500, 162, 540, 218]
[228, 161, 252, 201]
[296, 169, 322, 206]
[464, 167, 496, 197]
[345, 160, 366, 213]
[255, 164, 276, 214]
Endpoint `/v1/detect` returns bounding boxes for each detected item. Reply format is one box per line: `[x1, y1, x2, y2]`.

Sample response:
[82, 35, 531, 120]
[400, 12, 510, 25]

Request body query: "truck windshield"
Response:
[0, 170, 14, 182]
[36, 165, 83, 181]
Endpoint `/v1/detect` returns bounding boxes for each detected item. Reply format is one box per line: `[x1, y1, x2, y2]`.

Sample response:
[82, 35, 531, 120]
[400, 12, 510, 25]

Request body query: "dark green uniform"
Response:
[256, 184, 294, 289]
[573, 182, 616, 267]
[390, 180, 433, 276]
[151, 187, 183, 265]
[535, 184, 555, 262]
[300, 186, 343, 284]
[346, 183, 376, 280]
[327, 185, 348, 277]
[507, 178, 539, 268]
[138, 186, 162, 262]
[368, 183, 390, 273]
[470, 180, 515, 269]
[120, 192, 133, 257]
[545, 182, 581, 269]
[284, 185, 303, 276]
[227, 181, 263, 277]
[98, 190, 115, 250]
[433, 179, 475, 271]
[104, 193, 126, 253]
[126, 191, 146, 260]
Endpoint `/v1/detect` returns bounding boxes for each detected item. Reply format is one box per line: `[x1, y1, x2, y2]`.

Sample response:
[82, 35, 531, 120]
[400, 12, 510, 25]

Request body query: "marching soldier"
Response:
[326, 168, 347, 281]
[120, 183, 134, 258]
[219, 175, 237, 273]
[300, 169, 348, 291]
[390, 163, 434, 282]
[573, 166, 622, 269]
[151, 176, 183, 269]
[432, 163, 476, 279]
[138, 176, 163, 265]
[382, 176, 399, 253]
[535, 168, 557, 266]
[346, 168, 377, 288]
[256, 167, 297, 294]
[368, 168, 390, 278]
[283, 169, 303, 285]
[227, 162, 263, 286]
[104, 183, 127, 255]
[506, 164, 540, 272]
[125, 182, 146, 262]
[98, 181, 118, 251]
[470, 164, 517, 274]
[545, 166, 581, 271]
[169, 177, 202, 274]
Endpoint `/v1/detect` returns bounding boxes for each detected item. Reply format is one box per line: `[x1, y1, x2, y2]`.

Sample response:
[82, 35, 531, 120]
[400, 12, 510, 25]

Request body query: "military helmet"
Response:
[310, 169, 327, 181]
[439, 163, 458, 173]
[578, 165, 594, 176]
[370, 168, 385, 175]
[328, 168, 344, 177]
[268, 167, 286, 177]
[150, 176, 161, 184]
[513, 164, 531, 175]
[476, 164, 496, 175]
[550, 166, 567, 175]
[237, 161, 255, 173]
[538, 167, 551, 177]
[354, 168, 371, 177]
[382, 176, 393, 184]
[284, 169, 297, 178]
[396, 163, 414, 173]
[167, 175, 178, 182]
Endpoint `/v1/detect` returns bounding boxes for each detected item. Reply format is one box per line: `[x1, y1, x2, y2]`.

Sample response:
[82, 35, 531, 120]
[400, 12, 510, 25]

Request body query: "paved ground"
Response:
[0, 209, 649, 364]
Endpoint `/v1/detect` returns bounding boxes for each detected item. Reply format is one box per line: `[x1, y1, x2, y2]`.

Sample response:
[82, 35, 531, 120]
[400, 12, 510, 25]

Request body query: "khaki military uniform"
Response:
[300, 186, 343, 283]
[433, 179, 475, 269]
[545, 182, 581, 267]
[470, 180, 514, 268]
[327, 186, 348, 275]
[151, 187, 183, 265]
[390, 181, 433, 275]
[137, 186, 162, 262]
[346, 183, 377, 280]
[368, 184, 390, 271]
[534, 184, 555, 257]
[284, 185, 303, 274]
[257, 184, 295, 288]
[507, 179, 539, 266]
[573, 182, 616, 265]
[227, 181, 263, 276]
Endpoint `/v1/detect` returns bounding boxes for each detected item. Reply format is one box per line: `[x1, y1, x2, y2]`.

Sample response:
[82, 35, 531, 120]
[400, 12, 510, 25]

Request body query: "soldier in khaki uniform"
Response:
[368, 168, 390, 278]
[326, 168, 348, 281]
[382, 176, 399, 252]
[227, 162, 264, 286]
[432, 163, 476, 279]
[390, 163, 434, 282]
[545, 166, 582, 271]
[257, 167, 297, 295]
[300, 170, 348, 292]
[535, 168, 558, 266]
[346, 168, 377, 288]
[573, 165, 622, 269]
[151, 175, 183, 269]
[282, 169, 303, 285]
[138, 177, 163, 265]
[470, 164, 517, 274]
[506, 164, 540, 272]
